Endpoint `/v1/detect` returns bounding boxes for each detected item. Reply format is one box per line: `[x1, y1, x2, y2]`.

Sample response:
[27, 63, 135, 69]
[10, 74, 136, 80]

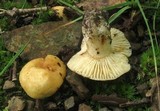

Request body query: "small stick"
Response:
[92, 94, 128, 106]
[0, 7, 47, 17]
[119, 98, 151, 108]
[12, 61, 17, 81]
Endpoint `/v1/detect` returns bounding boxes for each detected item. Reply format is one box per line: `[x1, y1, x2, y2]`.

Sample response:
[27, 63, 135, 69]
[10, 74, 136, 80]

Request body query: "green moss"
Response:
[87, 80, 137, 100]
[0, 17, 11, 31]
[138, 46, 160, 80]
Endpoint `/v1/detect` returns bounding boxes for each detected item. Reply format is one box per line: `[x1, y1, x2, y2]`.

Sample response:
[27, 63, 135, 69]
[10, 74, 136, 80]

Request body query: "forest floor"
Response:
[0, 0, 160, 111]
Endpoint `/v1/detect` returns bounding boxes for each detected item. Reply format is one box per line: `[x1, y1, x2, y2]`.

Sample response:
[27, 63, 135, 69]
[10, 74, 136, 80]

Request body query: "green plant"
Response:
[57, 0, 80, 5]
[118, 83, 136, 100]
[31, 11, 50, 25]
[139, 47, 160, 80]
[0, 37, 13, 72]
[0, 0, 31, 9]
[0, 17, 10, 31]
[0, 36, 29, 76]
[0, 0, 31, 31]
[128, 106, 151, 111]
[2, 107, 8, 111]
[0, 87, 6, 110]
[0, 78, 6, 110]
[136, 0, 160, 110]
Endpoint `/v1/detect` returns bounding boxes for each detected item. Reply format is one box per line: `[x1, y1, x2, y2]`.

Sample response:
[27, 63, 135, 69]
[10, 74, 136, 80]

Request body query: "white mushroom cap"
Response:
[67, 10, 131, 81]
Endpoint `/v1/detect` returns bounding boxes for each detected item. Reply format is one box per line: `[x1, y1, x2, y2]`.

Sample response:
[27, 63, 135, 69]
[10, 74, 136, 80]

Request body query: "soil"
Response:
[0, 0, 160, 111]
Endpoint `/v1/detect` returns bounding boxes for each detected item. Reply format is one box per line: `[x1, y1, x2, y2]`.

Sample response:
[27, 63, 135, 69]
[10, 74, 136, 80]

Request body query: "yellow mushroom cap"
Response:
[52, 6, 65, 19]
[67, 10, 131, 81]
[19, 55, 66, 99]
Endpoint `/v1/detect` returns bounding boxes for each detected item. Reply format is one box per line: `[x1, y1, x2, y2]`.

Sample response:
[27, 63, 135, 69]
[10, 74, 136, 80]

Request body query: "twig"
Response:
[119, 98, 151, 108]
[0, 7, 47, 17]
[12, 61, 17, 81]
[92, 95, 128, 106]
[92, 94, 151, 108]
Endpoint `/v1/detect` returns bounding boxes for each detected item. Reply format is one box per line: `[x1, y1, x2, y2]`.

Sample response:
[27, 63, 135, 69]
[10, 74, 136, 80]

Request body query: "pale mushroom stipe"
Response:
[19, 55, 66, 99]
[67, 10, 132, 81]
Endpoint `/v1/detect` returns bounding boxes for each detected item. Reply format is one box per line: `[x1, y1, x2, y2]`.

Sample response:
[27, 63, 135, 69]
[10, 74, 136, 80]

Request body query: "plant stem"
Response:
[136, 0, 160, 110]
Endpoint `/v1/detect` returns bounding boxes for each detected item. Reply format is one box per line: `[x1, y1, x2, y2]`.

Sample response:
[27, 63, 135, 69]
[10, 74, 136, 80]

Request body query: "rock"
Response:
[2, 21, 82, 60]
[64, 96, 75, 110]
[45, 102, 57, 110]
[66, 71, 89, 99]
[3, 80, 15, 90]
[111, 107, 123, 111]
[78, 103, 92, 111]
[99, 107, 111, 111]
[7, 96, 25, 111]
[26, 100, 35, 111]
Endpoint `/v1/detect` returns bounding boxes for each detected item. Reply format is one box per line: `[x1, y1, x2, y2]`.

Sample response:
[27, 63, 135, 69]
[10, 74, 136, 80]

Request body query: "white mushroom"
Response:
[67, 10, 131, 81]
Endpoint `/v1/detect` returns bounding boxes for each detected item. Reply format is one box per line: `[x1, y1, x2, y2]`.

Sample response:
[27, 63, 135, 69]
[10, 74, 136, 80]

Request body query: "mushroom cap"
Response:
[19, 55, 66, 99]
[52, 6, 65, 19]
[67, 28, 131, 81]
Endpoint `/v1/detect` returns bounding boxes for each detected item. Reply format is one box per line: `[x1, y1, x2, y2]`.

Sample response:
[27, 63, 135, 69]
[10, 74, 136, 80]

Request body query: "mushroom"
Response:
[52, 6, 67, 21]
[67, 10, 131, 81]
[19, 55, 66, 99]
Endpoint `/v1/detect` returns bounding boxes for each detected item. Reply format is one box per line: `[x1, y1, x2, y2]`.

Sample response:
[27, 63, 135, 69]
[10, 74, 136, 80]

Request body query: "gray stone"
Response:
[78, 103, 92, 111]
[99, 107, 111, 111]
[45, 102, 57, 110]
[2, 21, 81, 60]
[64, 96, 75, 110]
[7, 96, 25, 111]
[3, 80, 15, 90]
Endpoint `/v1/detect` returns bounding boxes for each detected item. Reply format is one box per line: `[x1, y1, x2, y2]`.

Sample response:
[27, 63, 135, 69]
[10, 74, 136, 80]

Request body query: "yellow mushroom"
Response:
[19, 55, 66, 99]
[52, 6, 67, 20]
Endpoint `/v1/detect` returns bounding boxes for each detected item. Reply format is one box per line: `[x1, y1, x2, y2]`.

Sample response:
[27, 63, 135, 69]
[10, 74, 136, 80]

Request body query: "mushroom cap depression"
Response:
[67, 10, 131, 81]
[19, 55, 66, 99]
